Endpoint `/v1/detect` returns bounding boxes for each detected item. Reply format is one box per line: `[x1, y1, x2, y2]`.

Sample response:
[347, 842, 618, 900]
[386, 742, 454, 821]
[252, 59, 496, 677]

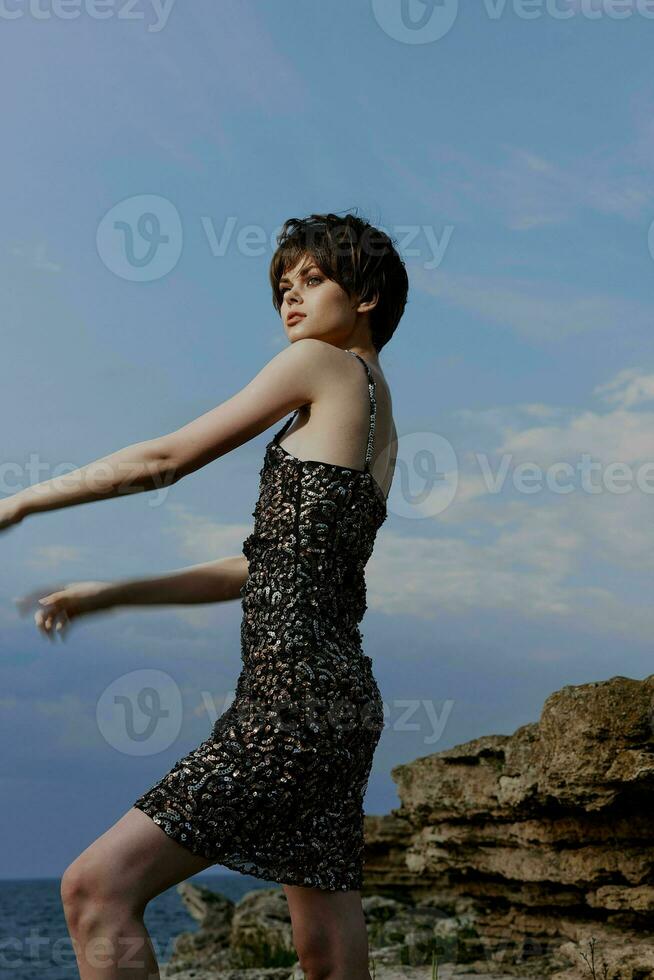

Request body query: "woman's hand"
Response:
[0, 497, 24, 534]
[14, 581, 113, 642]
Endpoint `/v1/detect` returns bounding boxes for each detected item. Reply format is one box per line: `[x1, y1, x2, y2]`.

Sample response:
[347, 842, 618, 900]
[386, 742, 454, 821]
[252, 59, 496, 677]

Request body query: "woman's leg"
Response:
[282, 883, 371, 980]
[60, 806, 216, 980]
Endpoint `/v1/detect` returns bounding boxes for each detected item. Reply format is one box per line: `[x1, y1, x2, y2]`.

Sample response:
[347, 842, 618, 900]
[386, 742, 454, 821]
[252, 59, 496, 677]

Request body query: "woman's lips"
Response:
[288, 314, 306, 325]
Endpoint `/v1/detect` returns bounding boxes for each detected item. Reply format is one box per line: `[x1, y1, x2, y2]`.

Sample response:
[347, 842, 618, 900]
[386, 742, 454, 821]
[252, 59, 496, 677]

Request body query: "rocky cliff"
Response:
[366, 673, 654, 978]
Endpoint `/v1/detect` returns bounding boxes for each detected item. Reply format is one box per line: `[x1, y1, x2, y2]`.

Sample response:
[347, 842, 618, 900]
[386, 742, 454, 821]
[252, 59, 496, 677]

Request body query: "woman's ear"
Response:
[356, 291, 379, 315]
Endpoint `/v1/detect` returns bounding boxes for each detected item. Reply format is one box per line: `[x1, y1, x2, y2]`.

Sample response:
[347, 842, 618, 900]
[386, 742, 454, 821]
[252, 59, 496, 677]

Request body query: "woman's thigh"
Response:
[63, 807, 217, 914]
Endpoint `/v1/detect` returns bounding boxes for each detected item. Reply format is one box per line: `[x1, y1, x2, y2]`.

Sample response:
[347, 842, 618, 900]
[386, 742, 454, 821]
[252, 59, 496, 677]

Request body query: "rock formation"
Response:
[366, 673, 654, 978]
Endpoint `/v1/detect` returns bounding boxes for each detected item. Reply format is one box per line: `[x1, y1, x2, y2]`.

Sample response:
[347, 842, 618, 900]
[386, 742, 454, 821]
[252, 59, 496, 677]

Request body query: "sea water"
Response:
[0, 872, 281, 979]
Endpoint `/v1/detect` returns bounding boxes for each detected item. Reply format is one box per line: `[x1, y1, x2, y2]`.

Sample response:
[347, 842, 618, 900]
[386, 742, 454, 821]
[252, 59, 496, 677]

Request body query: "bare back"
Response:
[275, 348, 396, 502]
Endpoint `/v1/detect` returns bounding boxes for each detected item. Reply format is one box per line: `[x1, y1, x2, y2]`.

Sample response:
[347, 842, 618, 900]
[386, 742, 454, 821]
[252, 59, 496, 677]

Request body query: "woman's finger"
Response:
[28, 592, 77, 642]
[14, 584, 69, 618]
[39, 592, 64, 606]
[54, 610, 69, 640]
[40, 597, 61, 611]
[35, 606, 58, 642]
[35, 609, 54, 642]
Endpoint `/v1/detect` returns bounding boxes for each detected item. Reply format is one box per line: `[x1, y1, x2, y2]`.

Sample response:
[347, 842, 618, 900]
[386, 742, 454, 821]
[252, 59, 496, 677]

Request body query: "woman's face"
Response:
[278, 255, 360, 346]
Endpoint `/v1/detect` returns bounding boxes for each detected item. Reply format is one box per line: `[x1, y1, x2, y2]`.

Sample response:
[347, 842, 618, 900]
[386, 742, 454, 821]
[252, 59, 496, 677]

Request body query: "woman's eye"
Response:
[280, 276, 322, 298]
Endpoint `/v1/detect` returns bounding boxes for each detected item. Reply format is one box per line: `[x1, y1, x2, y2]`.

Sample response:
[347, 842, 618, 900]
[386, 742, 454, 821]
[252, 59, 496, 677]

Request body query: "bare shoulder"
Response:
[290, 337, 349, 369]
[273, 336, 334, 369]
[292, 340, 392, 423]
[289, 339, 364, 402]
[255, 337, 339, 407]
[284, 336, 346, 381]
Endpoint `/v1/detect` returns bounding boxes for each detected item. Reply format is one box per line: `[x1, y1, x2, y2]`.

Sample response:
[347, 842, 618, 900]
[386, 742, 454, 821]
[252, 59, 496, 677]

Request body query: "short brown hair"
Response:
[269, 210, 409, 353]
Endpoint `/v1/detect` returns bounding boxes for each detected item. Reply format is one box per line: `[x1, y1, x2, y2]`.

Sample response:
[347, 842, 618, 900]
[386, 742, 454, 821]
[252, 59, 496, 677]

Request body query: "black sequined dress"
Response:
[132, 350, 387, 890]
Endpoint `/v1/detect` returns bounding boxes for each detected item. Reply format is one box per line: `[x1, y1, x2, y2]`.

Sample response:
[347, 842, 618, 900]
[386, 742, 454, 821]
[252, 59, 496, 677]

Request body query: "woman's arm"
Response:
[22, 554, 251, 641]
[104, 554, 250, 607]
[8, 337, 331, 523]
[13, 439, 175, 519]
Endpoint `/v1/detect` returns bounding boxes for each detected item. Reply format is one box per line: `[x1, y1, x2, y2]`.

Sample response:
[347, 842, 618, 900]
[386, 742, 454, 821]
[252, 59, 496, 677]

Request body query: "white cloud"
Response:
[381, 122, 654, 230]
[162, 503, 252, 562]
[412, 265, 651, 342]
[364, 367, 654, 640]
[9, 241, 62, 273]
[23, 545, 87, 571]
[594, 367, 654, 409]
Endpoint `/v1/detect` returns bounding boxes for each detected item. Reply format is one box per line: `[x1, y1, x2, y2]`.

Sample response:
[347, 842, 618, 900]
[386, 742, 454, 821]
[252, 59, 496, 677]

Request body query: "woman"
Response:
[5, 211, 409, 980]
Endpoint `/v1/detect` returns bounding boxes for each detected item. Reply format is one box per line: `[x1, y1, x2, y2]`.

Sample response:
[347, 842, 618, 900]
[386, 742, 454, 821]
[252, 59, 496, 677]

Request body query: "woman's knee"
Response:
[60, 851, 138, 930]
[296, 948, 333, 980]
[61, 857, 107, 913]
[293, 924, 333, 979]
[59, 807, 217, 931]
[61, 856, 95, 906]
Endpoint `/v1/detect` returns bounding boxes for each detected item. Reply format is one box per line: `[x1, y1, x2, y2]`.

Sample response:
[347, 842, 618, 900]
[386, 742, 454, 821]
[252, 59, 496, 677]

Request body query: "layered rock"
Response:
[365, 674, 654, 978]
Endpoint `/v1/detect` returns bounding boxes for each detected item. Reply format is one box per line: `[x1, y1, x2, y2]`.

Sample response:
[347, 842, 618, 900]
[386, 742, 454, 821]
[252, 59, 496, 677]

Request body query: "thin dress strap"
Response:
[345, 350, 376, 473]
[273, 409, 299, 445]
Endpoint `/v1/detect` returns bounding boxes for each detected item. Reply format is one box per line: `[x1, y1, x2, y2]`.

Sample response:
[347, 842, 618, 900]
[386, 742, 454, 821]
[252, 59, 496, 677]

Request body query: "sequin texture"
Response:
[132, 350, 387, 890]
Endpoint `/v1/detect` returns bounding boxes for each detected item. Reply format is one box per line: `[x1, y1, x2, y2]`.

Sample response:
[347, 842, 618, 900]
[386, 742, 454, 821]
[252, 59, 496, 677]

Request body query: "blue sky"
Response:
[2, 0, 654, 881]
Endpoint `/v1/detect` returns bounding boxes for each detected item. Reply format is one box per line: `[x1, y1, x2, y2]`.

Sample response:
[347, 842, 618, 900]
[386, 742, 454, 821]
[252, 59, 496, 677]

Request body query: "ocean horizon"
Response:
[0, 872, 283, 979]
